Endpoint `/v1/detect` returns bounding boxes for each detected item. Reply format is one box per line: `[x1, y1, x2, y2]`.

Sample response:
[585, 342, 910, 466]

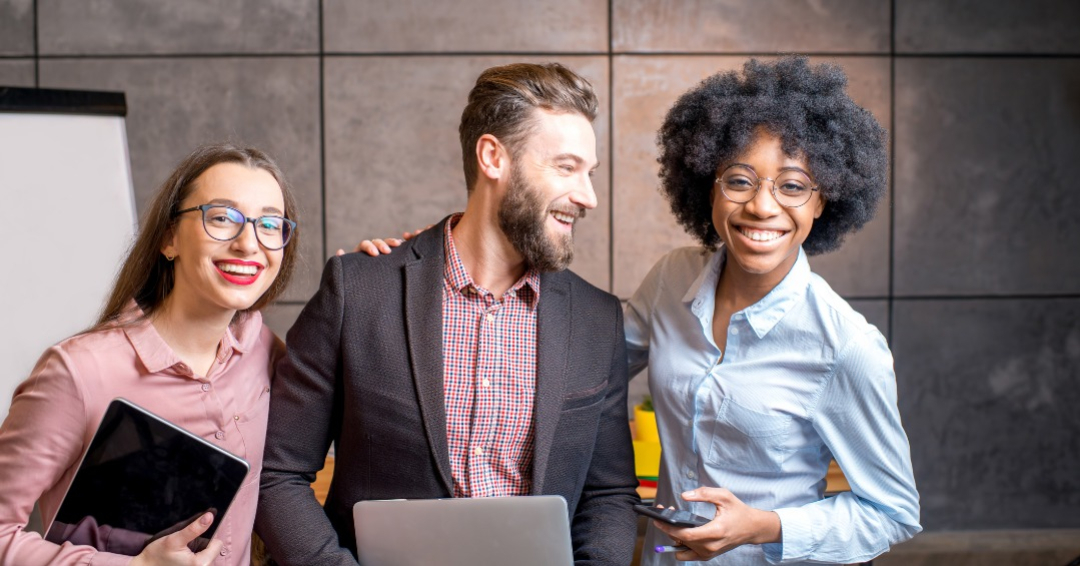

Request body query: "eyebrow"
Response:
[206, 198, 284, 216]
[727, 163, 812, 177]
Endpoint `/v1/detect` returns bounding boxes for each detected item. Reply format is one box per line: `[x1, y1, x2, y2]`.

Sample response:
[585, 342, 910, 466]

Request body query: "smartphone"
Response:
[633, 505, 710, 528]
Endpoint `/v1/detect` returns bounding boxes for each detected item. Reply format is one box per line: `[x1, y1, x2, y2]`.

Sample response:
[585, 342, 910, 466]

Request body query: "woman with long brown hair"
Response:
[0, 143, 300, 566]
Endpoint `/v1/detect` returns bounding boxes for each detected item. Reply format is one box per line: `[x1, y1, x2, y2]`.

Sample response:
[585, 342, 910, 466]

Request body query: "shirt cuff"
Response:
[766, 506, 815, 563]
[88, 552, 134, 566]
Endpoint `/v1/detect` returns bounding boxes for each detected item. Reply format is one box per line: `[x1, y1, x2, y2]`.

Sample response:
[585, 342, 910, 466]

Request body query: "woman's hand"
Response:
[652, 487, 781, 562]
[129, 512, 222, 566]
[338, 227, 429, 257]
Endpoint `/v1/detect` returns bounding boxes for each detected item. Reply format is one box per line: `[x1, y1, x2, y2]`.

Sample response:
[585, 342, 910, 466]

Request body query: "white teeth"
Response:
[551, 211, 576, 224]
[739, 228, 784, 242]
[218, 263, 258, 276]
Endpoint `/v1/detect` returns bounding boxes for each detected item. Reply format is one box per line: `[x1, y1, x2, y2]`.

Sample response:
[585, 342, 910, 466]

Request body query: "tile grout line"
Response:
[607, 0, 614, 294]
[319, 0, 328, 274]
[888, 0, 896, 344]
[20, 52, 1080, 60]
[32, 0, 39, 86]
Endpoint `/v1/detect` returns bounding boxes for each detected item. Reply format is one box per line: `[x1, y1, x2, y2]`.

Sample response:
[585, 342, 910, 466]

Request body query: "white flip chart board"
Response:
[0, 88, 134, 419]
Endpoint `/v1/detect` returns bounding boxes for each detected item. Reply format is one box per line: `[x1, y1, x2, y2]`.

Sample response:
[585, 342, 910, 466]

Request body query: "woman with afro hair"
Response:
[627, 56, 921, 565]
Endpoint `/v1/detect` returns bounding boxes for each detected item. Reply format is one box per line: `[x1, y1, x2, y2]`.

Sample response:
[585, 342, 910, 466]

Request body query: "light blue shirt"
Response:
[627, 246, 921, 565]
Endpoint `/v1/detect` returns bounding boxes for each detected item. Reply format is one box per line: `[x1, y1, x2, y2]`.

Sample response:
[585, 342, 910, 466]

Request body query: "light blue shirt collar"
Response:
[681, 245, 811, 340]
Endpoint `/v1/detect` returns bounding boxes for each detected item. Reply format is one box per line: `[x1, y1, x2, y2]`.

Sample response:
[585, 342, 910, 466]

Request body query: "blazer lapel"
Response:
[404, 220, 453, 494]
[531, 272, 571, 494]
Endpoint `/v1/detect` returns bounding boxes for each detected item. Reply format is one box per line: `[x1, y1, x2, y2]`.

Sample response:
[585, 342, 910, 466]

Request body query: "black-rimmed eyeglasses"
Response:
[715, 165, 820, 209]
[174, 204, 296, 250]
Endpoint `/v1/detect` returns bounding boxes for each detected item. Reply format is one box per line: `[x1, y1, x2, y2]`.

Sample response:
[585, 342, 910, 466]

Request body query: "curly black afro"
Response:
[656, 56, 888, 255]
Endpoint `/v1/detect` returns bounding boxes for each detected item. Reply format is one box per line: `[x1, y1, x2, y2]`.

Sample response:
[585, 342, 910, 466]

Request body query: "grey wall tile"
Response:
[324, 55, 611, 290]
[613, 0, 890, 53]
[894, 58, 1080, 297]
[39, 57, 323, 302]
[324, 0, 608, 53]
[892, 298, 1080, 530]
[612, 55, 891, 298]
[897, 0, 1080, 54]
[37, 0, 318, 55]
[263, 302, 305, 341]
[847, 299, 889, 341]
[0, 60, 36, 87]
[0, 0, 34, 56]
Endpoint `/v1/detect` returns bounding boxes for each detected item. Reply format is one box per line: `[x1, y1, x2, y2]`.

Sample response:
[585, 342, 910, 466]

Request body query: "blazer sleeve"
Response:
[569, 304, 641, 566]
[255, 256, 358, 566]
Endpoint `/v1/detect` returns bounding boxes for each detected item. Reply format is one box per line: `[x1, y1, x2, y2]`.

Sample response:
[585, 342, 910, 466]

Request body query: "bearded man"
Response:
[255, 62, 640, 566]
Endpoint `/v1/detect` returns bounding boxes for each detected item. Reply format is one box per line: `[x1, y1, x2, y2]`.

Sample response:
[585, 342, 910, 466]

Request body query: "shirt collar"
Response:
[682, 245, 811, 339]
[122, 301, 262, 374]
[442, 213, 541, 306]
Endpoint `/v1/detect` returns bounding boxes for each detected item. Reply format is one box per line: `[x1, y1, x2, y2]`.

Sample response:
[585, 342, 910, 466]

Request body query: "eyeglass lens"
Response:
[719, 165, 815, 207]
[202, 205, 292, 249]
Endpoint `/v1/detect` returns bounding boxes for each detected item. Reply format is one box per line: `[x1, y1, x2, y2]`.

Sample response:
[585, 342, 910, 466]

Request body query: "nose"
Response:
[743, 178, 782, 218]
[231, 220, 261, 254]
[570, 174, 598, 211]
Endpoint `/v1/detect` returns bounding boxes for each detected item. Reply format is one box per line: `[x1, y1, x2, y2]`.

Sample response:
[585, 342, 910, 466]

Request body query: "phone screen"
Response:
[633, 505, 710, 528]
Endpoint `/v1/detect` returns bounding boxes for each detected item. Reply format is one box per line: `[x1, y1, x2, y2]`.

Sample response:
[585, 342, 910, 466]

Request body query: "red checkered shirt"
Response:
[442, 215, 539, 498]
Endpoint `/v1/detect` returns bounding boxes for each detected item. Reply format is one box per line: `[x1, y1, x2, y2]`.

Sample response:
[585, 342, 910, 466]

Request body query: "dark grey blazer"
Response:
[256, 216, 640, 566]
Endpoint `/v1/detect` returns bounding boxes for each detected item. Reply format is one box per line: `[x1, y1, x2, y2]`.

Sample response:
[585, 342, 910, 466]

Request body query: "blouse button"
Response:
[201, 383, 211, 392]
[731, 327, 740, 336]
[234, 414, 240, 421]
[219, 547, 229, 556]
[215, 431, 225, 440]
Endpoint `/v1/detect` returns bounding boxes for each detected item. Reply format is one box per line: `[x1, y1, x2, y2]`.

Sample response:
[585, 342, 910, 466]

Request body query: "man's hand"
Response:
[651, 487, 781, 562]
[337, 227, 429, 256]
[130, 512, 223, 566]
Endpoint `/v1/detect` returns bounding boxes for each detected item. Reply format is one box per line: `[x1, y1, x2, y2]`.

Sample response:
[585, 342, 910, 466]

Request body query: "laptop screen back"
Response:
[353, 496, 574, 566]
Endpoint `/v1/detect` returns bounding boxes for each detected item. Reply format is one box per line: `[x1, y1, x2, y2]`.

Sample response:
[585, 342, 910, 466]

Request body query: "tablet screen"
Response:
[44, 398, 249, 554]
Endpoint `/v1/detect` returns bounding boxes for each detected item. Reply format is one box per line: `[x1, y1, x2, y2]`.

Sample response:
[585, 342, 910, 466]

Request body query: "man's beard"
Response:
[497, 164, 583, 273]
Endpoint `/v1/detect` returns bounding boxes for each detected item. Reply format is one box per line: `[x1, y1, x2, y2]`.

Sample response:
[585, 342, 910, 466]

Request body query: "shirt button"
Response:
[473, 446, 483, 456]
[215, 431, 225, 440]
[234, 414, 240, 421]
[686, 470, 696, 480]
[486, 314, 495, 322]
[201, 383, 211, 392]
[219, 547, 229, 556]
[482, 378, 491, 387]
[731, 327, 740, 336]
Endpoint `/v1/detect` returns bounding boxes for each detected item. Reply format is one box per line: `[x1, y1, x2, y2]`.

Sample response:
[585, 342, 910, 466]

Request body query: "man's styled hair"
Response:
[458, 62, 598, 191]
[657, 56, 888, 255]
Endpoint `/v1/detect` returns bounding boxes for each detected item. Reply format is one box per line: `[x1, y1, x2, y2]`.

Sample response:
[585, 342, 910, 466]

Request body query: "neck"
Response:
[714, 251, 797, 313]
[151, 292, 236, 376]
[452, 190, 527, 300]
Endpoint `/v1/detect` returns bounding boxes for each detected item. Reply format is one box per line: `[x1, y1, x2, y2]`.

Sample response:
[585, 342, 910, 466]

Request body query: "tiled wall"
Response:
[3, 0, 1078, 533]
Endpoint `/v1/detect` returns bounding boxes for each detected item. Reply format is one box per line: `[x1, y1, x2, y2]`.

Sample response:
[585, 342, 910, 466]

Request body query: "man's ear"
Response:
[476, 134, 509, 182]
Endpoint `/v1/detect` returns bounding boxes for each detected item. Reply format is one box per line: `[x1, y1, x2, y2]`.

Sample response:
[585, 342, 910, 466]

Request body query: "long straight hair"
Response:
[94, 143, 300, 330]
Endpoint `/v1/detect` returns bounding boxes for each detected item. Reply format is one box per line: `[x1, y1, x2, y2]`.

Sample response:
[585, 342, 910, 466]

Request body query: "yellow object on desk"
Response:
[632, 405, 661, 479]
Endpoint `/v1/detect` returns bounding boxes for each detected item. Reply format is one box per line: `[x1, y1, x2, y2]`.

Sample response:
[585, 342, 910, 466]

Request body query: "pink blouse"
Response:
[0, 307, 282, 566]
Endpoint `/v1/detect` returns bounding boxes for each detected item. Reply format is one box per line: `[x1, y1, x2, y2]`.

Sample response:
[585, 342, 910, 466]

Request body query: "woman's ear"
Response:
[476, 134, 508, 182]
[813, 193, 826, 219]
[161, 229, 178, 261]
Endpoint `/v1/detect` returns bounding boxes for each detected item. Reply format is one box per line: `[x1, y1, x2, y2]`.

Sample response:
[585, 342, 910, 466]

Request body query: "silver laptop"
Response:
[353, 495, 574, 566]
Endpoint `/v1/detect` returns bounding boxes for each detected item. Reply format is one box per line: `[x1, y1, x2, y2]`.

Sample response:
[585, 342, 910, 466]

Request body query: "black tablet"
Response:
[44, 398, 250, 554]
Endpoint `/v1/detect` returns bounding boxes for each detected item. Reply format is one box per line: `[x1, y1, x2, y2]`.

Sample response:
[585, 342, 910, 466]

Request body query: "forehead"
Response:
[522, 109, 597, 165]
[724, 130, 810, 172]
[187, 162, 285, 210]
